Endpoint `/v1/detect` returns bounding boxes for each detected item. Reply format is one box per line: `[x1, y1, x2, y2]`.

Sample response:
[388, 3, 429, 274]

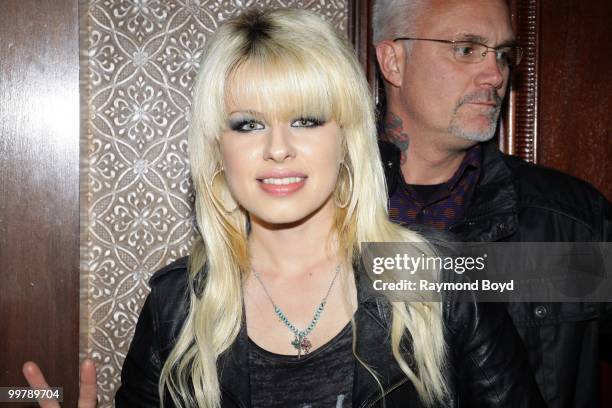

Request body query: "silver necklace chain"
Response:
[252, 264, 342, 358]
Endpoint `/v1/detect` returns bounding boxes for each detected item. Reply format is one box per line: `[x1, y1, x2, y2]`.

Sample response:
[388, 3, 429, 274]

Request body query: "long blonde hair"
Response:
[160, 8, 447, 407]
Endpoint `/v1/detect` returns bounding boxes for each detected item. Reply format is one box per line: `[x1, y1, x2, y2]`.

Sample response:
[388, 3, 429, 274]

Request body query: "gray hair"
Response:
[372, 0, 428, 44]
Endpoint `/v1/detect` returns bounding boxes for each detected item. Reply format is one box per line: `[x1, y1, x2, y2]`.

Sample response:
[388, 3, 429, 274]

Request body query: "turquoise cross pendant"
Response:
[291, 335, 312, 358]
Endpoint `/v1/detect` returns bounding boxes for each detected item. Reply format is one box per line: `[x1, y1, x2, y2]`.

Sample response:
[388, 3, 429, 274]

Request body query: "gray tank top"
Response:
[248, 322, 354, 407]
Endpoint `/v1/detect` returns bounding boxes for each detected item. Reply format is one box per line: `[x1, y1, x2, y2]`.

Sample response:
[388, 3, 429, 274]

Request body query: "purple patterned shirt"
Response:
[388, 144, 482, 231]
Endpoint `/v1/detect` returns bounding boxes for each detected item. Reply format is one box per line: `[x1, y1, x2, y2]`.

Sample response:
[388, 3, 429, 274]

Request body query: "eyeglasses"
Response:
[393, 37, 523, 68]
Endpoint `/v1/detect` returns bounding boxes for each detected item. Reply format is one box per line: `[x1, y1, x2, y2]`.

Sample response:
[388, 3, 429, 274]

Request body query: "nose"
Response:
[475, 52, 506, 90]
[263, 124, 295, 162]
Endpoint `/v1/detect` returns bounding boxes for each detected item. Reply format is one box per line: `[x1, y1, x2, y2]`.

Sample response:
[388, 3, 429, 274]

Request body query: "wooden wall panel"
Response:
[349, 0, 377, 98]
[0, 0, 80, 405]
[502, 0, 540, 161]
[537, 0, 612, 199]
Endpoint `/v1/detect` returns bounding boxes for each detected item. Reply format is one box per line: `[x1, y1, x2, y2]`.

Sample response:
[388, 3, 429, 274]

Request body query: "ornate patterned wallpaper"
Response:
[80, 0, 348, 405]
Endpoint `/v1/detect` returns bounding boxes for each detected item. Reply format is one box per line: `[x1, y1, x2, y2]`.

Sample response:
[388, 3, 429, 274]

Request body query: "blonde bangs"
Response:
[225, 51, 357, 129]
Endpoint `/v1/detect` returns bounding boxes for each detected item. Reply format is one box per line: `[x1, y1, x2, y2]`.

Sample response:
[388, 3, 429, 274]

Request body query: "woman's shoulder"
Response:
[146, 256, 194, 317]
[148, 256, 193, 294]
[143, 257, 195, 350]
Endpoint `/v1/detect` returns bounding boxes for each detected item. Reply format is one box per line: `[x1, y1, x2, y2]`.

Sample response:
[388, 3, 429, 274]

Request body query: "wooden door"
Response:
[505, 0, 612, 199]
[0, 0, 80, 405]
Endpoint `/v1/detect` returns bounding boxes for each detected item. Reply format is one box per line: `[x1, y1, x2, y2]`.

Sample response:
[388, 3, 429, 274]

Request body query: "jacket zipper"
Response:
[360, 377, 410, 408]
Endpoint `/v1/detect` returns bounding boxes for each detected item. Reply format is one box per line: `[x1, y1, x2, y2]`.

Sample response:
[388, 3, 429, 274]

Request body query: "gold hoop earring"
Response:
[335, 161, 353, 209]
[210, 168, 238, 214]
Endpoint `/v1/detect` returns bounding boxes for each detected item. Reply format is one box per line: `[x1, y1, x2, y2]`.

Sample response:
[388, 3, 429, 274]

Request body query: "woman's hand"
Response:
[22, 359, 98, 407]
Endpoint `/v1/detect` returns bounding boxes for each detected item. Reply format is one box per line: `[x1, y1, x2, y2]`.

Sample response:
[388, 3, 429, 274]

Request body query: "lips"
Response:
[261, 176, 306, 185]
[256, 171, 308, 196]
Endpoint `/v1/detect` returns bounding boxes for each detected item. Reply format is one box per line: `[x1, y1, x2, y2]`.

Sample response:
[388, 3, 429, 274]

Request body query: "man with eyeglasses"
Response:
[373, 0, 611, 407]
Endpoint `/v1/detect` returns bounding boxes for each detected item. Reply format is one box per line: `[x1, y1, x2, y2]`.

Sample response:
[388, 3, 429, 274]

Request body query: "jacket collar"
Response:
[379, 139, 520, 242]
[216, 261, 415, 408]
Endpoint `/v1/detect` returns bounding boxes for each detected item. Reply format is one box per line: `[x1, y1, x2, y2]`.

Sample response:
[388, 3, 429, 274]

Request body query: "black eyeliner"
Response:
[294, 117, 326, 127]
[228, 118, 260, 132]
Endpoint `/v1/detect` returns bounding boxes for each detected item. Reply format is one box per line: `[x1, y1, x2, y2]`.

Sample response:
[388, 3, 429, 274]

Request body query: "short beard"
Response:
[448, 90, 502, 142]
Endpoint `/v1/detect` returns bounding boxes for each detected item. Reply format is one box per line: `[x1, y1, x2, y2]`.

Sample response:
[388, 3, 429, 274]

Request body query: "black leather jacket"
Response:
[379, 139, 612, 408]
[116, 256, 544, 407]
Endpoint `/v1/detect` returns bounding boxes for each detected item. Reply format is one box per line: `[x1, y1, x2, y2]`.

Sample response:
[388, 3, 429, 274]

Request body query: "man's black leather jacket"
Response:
[116, 256, 544, 407]
[380, 139, 612, 407]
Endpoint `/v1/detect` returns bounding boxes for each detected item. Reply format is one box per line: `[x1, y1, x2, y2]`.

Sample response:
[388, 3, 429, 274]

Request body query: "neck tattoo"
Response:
[252, 264, 342, 358]
[384, 112, 410, 165]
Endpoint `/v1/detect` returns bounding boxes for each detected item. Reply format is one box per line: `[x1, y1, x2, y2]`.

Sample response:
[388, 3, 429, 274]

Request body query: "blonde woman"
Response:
[24, 8, 542, 408]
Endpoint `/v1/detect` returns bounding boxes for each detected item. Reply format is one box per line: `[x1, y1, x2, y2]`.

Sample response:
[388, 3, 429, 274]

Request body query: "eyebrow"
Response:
[454, 33, 517, 47]
[455, 33, 488, 43]
[229, 110, 264, 117]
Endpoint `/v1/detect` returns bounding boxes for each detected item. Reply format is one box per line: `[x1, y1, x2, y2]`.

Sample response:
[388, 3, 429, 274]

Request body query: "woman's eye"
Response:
[291, 118, 322, 128]
[231, 120, 265, 132]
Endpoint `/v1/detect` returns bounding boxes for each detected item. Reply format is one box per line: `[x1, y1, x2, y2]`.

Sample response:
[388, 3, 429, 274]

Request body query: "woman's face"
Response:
[219, 89, 344, 228]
